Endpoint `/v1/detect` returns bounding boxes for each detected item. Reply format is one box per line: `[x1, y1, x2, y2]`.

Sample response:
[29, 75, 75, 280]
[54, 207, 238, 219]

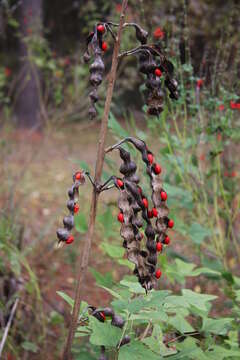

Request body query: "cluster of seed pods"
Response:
[83, 21, 178, 119]
[56, 171, 85, 246]
[108, 137, 174, 292]
[83, 23, 108, 119]
[88, 306, 130, 360]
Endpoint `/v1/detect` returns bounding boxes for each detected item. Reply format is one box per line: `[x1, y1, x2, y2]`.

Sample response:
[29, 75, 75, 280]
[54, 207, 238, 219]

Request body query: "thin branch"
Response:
[0, 298, 19, 358]
[62, 1, 129, 359]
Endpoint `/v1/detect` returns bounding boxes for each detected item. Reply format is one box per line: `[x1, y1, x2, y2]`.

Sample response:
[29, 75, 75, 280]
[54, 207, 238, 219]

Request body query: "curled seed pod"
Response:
[119, 335, 131, 347]
[56, 170, 85, 246]
[111, 314, 125, 328]
[84, 24, 108, 119]
[119, 137, 171, 251]
[115, 147, 158, 291]
[134, 24, 148, 44]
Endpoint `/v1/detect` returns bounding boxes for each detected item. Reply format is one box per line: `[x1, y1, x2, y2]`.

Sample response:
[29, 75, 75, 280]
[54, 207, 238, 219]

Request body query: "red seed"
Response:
[154, 164, 162, 174]
[147, 153, 154, 164]
[152, 207, 158, 217]
[102, 42, 108, 51]
[161, 191, 167, 201]
[66, 235, 74, 244]
[75, 171, 82, 180]
[140, 233, 144, 239]
[155, 68, 162, 77]
[97, 24, 105, 33]
[155, 269, 162, 279]
[168, 219, 174, 228]
[148, 210, 153, 218]
[117, 179, 124, 188]
[138, 187, 142, 195]
[142, 198, 148, 208]
[156, 242, 162, 252]
[164, 236, 170, 245]
[100, 312, 106, 321]
[74, 204, 80, 213]
[118, 212, 124, 223]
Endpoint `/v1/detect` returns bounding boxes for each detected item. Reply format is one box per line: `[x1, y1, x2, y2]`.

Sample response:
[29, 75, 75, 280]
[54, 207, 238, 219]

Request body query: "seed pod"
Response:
[56, 171, 85, 246]
[111, 314, 125, 328]
[84, 24, 108, 119]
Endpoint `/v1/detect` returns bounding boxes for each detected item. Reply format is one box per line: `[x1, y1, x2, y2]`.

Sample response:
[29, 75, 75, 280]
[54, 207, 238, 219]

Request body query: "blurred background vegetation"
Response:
[0, 0, 240, 359]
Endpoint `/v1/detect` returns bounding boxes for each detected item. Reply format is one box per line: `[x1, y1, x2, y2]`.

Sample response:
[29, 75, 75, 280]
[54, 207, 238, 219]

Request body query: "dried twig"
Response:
[0, 298, 19, 358]
[62, 1, 128, 358]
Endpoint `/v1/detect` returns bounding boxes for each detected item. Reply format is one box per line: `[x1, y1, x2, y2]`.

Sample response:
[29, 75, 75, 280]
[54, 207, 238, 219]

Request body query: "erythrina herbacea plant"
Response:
[60, 3, 179, 359]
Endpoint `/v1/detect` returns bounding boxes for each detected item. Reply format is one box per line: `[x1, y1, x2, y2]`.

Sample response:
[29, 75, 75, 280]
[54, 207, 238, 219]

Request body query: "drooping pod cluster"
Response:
[138, 47, 178, 116]
[83, 21, 178, 119]
[88, 306, 130, 360]
[83, 23, 108, 119]
[106, 136, 174, 291]
[56, 171, 85, 246]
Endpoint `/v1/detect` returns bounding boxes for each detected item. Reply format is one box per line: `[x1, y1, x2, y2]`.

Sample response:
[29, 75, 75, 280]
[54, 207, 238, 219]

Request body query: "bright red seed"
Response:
[138, 187, 142, 195]
[154, 164, 162, 174]
[100, 312, 106, 321]
[117, 179, 124, 188]
[155, 68, 162, 77]
[155, 269, 162, 279]
[75, 172, 82, 180]
[148, 210, 153, 218]
[118, 212, 124, 223]
[219, 104, 224, 111]
[152, 207, 158, 217]
[66, 235, 74, 244]
[156, 242, 162, 252]
[147, 153, 154, 164]
[97, 24, 105, 33]
[142, 198, 148, 208]
[197, 79, 204, 88]
[102, 42, 108, 51]
[164, 236, 170, 245]
[160, 191, 167, 201]
[168, 219, 174, 228]
[74, 204, 80, 213]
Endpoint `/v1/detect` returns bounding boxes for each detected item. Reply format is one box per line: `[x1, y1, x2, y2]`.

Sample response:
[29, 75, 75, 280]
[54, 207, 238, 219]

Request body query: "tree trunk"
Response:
[14, 0, 43, 130]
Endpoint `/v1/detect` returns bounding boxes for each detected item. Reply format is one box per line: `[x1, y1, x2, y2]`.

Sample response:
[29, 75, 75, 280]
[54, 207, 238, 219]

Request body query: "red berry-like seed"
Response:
[142, 198, 148, 208]
[156, 242, 162, 252]
[117, 179, 124, 188]
[164, 236, 170, 245]
[161, 191, 167, 201]
[147, 153, 154, 164]
[154, 164, 162, 174]
[155, 269, 162, 279]
[74, 204, 80, 213]
[75, 172, 81, 180]
[102, 42, 107, 51]
[100, 312, 106, 321]
[155, 68, 162, 77]
[152, 207, 158, 217]
[66, 235, 74, 244]
[148, 210, 153, 218]
[138, 187, 142, 195]
[118, 212, 124, 223]
[97, 24, 105, 33]
[168, 219, 174, 228]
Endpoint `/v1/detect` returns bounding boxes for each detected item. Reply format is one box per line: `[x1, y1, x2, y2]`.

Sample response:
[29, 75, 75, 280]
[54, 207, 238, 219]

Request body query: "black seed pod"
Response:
[111, 314, 125, 328]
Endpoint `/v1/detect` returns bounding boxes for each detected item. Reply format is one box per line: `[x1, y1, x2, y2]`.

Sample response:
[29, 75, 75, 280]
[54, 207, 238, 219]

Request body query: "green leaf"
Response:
[189, 223, 212, 245]
[119, 340, 161, 360]
[108, 112, 129, 138]
[201, 317, 233, 335]
[89, 316, 122, 347]
[168, 314, 194, 333]
[89, 268, 114, 288]
[118, 258, 135, 270]
[21, 341, 38, 353]
[57, 291, 74, 308]
[100, 242, 124, 259]
[75, 213, 88, 233]
[182, 289, 217, 311]
[120, 279, 146, 294]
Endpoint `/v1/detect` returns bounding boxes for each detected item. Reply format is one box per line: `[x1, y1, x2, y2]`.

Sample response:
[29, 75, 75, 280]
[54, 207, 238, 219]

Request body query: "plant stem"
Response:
[62, 1, 128, 359]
